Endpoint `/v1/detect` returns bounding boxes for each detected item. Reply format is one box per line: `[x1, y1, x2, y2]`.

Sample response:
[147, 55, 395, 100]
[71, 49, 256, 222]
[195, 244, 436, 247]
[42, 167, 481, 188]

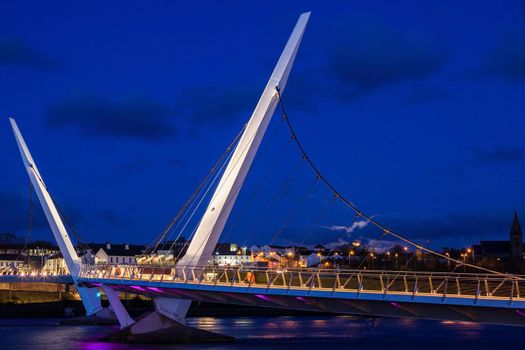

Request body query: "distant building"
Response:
[250, 244, 286, 256]
[251, 244, 322, 268]
[212, 243, 252, 266]
[0, 242, 59, 271]
[0, 254, 24, 271]
[43, 253, 68, 274]
[473, 212, 524, 270]
[87, 242, 146, 265]
[153, 237, 188, 261]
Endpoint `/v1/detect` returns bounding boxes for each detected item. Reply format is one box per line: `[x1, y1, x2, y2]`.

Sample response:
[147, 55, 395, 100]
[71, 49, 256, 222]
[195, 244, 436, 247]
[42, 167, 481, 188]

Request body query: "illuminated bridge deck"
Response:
[78, 264, 525, 325]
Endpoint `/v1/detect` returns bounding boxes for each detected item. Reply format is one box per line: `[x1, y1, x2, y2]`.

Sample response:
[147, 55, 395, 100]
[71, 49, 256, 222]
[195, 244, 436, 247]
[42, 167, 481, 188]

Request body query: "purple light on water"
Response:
[147, 287, 164, 293]
[130, 285, 145, 291]
[78, 341, 115, 350]
[255, 294, 272, 302]
[390, 302, 400, 308]
[516, 310, 525, 317]
[171, 289, 194, 298]
[90, 283, 102, 287]
[296, 296, 306, 302]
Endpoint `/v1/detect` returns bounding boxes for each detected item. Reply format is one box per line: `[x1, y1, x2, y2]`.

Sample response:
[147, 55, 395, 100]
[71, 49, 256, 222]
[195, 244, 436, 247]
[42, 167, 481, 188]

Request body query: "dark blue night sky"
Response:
[1, 1, 524, 251]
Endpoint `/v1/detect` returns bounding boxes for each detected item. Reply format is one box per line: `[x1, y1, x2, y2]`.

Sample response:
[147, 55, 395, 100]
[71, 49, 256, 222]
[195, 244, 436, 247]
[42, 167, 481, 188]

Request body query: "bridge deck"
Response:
[4, 265, 525, 325]
[78, 264, 525, 310]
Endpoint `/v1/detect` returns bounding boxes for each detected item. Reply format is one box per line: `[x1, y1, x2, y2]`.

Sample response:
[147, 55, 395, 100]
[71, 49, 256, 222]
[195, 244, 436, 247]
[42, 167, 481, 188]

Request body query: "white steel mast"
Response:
[10, 118, 103, 316]
[177, 12, 310, 268]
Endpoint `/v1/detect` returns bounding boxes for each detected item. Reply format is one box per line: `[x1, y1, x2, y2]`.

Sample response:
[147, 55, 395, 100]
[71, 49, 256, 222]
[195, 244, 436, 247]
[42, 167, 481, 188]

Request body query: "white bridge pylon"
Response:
[9, 118, 104, 316]
[158, 11, 310, 325]
[177, 12, 310, 268]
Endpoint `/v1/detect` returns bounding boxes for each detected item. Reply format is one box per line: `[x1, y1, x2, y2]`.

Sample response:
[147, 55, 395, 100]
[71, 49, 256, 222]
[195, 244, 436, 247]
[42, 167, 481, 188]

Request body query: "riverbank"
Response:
[0, 299, 327, 319]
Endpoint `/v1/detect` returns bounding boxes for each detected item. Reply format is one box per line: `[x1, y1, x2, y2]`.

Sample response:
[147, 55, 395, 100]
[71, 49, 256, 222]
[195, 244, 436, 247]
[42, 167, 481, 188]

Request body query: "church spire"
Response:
[510, 211, 523, 262]
[511, 211, 522, 238]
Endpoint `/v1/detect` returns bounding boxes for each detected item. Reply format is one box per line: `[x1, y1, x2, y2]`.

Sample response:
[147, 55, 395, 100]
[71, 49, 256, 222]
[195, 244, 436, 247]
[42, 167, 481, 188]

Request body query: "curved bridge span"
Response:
[79, 264, 525, 326]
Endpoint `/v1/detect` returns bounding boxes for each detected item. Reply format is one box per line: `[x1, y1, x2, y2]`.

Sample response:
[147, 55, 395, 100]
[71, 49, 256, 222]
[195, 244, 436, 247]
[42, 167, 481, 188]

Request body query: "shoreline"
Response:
[0, 300, 328, 319]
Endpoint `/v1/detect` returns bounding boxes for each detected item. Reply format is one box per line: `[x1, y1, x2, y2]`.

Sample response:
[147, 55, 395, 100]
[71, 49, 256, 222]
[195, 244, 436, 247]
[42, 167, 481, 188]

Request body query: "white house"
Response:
[43, 253, 68, 274]
[90, 242, 145, 265]
[212, 243, 252, 266]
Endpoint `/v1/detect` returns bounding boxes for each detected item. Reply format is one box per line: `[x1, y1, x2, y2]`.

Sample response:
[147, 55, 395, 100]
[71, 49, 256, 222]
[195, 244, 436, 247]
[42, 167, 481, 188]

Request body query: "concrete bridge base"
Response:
[103, 311, 234, 343]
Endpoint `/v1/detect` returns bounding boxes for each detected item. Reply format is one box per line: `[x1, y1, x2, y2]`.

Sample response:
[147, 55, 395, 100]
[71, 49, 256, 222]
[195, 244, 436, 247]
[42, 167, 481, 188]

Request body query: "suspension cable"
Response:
[275, 86, 519, 279]
[298, 193, 337, 247]
[241, 156, 305, 248]
[264, 175, 320, 247]
[146, 123, 247, 254]
[169, 146, 235, 255]
[179, 114, 269, 267]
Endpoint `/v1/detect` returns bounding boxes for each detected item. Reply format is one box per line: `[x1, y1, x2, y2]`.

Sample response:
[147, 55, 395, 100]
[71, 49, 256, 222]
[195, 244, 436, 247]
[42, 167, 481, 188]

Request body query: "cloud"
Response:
[483, 34, 525, 81]
[46, 93, 177, 140]
[327, 220, 369, 234]
[471, 146, 524, 163]
[273, 219, 369, 248]
[327, 22, 444, 99]
[174, 83, 257, 127]
[0, 38, 58, 69]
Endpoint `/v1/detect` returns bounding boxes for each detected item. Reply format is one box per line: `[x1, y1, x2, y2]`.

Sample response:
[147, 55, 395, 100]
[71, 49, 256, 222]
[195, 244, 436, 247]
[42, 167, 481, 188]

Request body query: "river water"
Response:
[0, 316, 523, 349]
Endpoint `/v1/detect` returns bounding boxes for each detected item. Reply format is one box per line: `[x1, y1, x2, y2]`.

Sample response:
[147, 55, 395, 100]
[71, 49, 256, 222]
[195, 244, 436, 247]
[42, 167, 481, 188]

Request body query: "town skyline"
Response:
[1, 209, 522, 275]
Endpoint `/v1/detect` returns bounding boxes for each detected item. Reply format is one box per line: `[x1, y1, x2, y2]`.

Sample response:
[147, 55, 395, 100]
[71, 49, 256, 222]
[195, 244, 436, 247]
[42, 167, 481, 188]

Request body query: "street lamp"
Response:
[395, 253, 399, 269]
[348, 250, 354, 267]
[467, 248, 475, 263]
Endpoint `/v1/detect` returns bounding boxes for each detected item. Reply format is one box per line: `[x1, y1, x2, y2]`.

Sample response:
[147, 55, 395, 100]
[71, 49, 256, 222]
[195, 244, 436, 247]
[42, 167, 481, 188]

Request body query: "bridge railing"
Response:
[78, 264, 525, 302]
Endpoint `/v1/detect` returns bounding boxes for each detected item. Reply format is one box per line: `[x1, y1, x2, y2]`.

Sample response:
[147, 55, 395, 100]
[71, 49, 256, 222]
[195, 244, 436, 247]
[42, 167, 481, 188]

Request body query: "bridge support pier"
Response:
[60, 285, 119, 325]
[104, 296, 233, 343]
[102, 285, 135, 328]
[104, 310, 234, 343]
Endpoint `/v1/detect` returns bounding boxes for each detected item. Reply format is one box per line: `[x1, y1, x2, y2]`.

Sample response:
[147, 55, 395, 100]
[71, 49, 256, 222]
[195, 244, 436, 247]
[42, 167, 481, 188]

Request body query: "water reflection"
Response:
[0, 316, 524, 350]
